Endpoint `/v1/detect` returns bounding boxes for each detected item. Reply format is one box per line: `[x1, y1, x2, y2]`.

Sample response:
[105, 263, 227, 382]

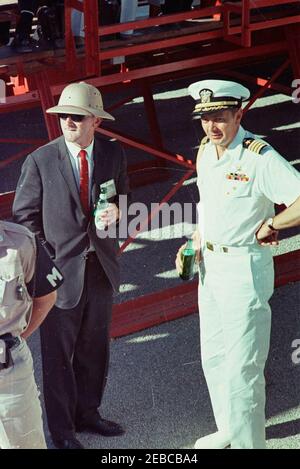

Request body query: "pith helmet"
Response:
[46, 81, 114, 121]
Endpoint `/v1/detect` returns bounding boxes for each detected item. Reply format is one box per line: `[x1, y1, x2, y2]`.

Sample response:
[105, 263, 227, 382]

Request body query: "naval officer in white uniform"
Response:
[176, 79, 300, 449]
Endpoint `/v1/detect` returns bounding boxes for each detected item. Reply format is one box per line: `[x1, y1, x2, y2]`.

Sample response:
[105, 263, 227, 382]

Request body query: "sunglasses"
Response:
[59, 113, 87, 122]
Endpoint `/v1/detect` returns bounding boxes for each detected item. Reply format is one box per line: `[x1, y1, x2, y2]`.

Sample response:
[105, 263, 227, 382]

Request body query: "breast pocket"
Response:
[225, 180, 252, 198]
[0, 260, 29, 307]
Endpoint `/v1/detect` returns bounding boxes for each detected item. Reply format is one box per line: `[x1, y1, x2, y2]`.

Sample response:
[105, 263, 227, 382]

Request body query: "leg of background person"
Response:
[120, 0, 138, 36]
[14, 0, 39, 45]
[0, 22, 11, 46]
[149, 0, 163, 17]
[0, 340, 46, 449]
[11, 0, 39, 52]
[163, 0, 183, 13]
[71, 0, 84, 43]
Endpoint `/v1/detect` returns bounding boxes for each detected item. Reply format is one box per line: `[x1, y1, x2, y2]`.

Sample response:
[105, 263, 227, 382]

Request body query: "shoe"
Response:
[194, 431, 230, 449]
[52, 437, 84, 449]
[76, 416, 125, 437]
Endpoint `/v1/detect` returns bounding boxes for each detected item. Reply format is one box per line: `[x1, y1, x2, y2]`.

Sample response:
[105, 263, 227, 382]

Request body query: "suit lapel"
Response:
[91, 136, 107, 207]
[57, 138, 82, 208]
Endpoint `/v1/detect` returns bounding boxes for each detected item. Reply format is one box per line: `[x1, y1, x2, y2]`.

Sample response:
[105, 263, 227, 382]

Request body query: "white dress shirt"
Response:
[65, 139, 94, 205]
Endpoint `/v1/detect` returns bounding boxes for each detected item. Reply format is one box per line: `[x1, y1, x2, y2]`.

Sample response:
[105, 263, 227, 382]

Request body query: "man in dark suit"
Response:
[13, 81, 130, 450]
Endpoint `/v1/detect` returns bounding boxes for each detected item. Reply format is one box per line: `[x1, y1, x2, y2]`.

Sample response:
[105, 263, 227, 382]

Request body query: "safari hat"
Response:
[46, 81, 114, 121]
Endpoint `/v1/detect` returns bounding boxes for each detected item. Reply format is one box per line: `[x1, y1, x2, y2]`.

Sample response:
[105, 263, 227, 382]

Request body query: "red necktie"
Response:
[78, 149, 89, 214]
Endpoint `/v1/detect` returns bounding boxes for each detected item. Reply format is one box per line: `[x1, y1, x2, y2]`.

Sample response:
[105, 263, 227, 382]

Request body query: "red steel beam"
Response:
[0, 39, 288, 114]
[83, 0, 100, 77]
[141, 79, 164, 150]
[0, 146, 38, 170]
[98, 6, 223, 36]
[66, 0, 84, 11]
[221, 70, 291, 96]
[51, 42, 287, 91]
[106, 95, 139, 113]
[111, 247, 300, 338]
[35, 71, 60, 141]
[243, 59, 290, 113]
[98, 30, 224, 61]
[96, 127, 195, 170]
[119, 168, 195, 254]
[224, 0, 300, 47]
[246, 0, 300, 7]
[64, 0, 77, 74]
[111, 281, 198, 338]
[285, 23, 300, 78]
[250, 15, 300, 31]
[0, 138, 46, 145]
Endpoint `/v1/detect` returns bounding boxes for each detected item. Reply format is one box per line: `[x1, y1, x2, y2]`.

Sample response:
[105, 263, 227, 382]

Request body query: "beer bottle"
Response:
[180, 238, 196, 281]
[94, 186, 109, 230]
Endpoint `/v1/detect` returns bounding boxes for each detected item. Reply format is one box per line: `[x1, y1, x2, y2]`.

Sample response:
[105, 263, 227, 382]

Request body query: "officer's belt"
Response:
[204, 241, 263, 255]
[0, 333, 21, 371]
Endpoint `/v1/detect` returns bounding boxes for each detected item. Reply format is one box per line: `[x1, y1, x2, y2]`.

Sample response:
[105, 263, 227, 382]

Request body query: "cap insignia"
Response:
[199, 89, 213, 104]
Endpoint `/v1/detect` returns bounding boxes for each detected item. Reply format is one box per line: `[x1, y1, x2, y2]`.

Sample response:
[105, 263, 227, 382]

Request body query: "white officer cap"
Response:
[188, 79, 250, 116]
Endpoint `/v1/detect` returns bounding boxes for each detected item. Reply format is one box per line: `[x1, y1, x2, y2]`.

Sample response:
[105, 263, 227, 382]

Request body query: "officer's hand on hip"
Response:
[256, 222, 279, 246]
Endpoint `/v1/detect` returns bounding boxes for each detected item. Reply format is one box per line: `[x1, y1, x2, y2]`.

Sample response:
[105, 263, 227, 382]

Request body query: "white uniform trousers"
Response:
[0, 339, 46, 449]
[198, 246, 274, 449]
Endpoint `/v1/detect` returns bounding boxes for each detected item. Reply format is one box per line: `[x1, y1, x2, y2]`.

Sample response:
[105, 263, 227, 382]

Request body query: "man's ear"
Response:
[94, 117, 102, 128]
[236, 108, 243, 124]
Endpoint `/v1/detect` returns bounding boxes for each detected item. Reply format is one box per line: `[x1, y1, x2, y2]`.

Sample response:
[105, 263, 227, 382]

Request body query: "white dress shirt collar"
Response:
[65, 139, 94, 160]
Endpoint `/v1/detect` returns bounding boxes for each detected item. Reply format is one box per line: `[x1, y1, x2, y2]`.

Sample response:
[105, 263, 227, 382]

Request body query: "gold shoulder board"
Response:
[243, 138, 268, 155]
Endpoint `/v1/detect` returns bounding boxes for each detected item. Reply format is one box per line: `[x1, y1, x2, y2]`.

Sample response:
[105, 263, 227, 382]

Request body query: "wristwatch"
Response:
[266, 217, 277, 232]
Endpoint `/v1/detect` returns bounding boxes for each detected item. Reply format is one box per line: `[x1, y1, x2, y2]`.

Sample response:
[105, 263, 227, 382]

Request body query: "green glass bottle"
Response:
[180, 238, 196, 281]
[94, 186, 109, 230]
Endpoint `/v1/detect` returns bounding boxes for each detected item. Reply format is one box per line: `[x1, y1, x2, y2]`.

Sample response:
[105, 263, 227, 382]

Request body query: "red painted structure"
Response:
[0, 1, 300, 337]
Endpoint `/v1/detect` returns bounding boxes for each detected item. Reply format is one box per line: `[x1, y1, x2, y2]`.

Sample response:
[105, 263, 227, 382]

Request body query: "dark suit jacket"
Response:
[13, 134, 130, 309]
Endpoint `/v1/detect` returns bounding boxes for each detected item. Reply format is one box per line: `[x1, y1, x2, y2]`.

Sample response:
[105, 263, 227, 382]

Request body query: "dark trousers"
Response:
[16, 1, 63, 40]
[40, 254, 113, 440]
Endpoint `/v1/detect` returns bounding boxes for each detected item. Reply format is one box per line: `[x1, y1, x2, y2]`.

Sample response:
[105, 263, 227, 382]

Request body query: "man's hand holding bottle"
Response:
[97, 203, 119, 228]
[175, 230, 201, 280]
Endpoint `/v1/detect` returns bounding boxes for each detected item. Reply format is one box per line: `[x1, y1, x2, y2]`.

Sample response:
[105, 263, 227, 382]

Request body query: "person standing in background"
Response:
[0, 221, 63, 449]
